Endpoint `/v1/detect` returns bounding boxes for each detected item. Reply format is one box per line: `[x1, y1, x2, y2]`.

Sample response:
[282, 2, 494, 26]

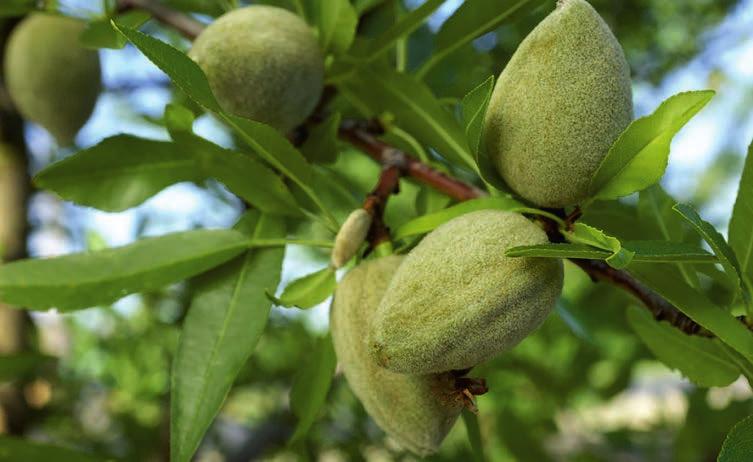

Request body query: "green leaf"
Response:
[674, 203, 747, 302]
[0, 230, 249, 311]
[0, 436, 110, 462]
[314, 0, 357, 55]
[289, 334, 337, 443]
[0, 353, 54, 381]
[566, 223, 634, 269]
[340, 65, 476, 170]
[507, 241, 714, 263]
[718, 415, 753, 462]
[361, 0, 445, 61]
[0, 0, 36, 17]
[589, 90, 715, 200]
[301, 112, 341, 164]
[393, 196, 525, 240]
[270, 266, 336, 310]
[80, 11, 151, 49]
[462, 409, 486, 462]
[416, 0, 535, 78]
[627, 263, 753, 363]
[171, 213, 285, 462]
[34, 135, 200, 212]
[183, 135, 302, 217]
[461, 75, 494, 156]
[112, 22, 221, 112]
[627, 307, 739, 387]
[730, 141, 753, 298]
[164, 103, 197, 135]
[638, 185, 699, 287]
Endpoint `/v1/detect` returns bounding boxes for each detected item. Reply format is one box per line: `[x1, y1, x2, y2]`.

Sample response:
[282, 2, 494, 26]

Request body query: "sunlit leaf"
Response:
[269, 266, 337, 310]
[589, 90, 714, 200]
[730, 141, 753, 300]
[314, 0, 357, 55]
[171, 212, 285, 462]
[0, 230, 249, 311]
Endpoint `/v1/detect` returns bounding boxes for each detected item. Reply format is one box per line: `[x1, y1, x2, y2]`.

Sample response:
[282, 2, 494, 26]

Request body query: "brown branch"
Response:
[362, 164, 401, 249]
[337, 118, 739, 338]
[117, 0, 204, 40]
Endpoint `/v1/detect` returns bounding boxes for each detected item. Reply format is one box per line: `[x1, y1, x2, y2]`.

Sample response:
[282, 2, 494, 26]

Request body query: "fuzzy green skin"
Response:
[189, 5, 324, 133]
[4, 14, 101, 146]
[371, 210, 563, 374]
[483, 0, 633, 207]
[330, 256, 463, 456]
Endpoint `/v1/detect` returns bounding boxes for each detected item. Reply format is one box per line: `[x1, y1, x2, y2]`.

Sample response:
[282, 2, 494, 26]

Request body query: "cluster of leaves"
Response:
[0, 0, 751, 460]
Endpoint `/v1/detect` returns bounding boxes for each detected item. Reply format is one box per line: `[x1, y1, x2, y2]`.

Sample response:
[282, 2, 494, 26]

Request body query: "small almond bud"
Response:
[331, 209, 372, 268]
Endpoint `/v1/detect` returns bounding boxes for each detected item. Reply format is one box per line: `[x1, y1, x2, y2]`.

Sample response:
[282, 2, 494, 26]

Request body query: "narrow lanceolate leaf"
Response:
[638, 185, 699, 287]
[184, 134, 302, 217]
[314, 0, 357, 55]
[674, 203, 747, 302]
[340, 65, 476, 170]
[301, 112, 341, 164]
[506, 241, 715, 263]
[0, 353, 55, 381]
[461, 75, 495, 156]
[393, 196, 524, 240]
[416, 0, 535, 78]
[289, 334, 337, 443]
[0, 230, 249, 311]
[589, 90, 715, 200]
[171, 213, 285, 462]
[270, 266, 337, 310]
[718, 415, 753, 462]
[0, 436, 111, 462]
[627, 263, 753, 363]
[361, 0, 445, 61]
[462, 409, 486, 462]
[627, 308, 739, 387]
[730, 141, 753, 297]
[112, 22, 221, 112]
[113, 24, 334, 228]
[34, 135, 200, 212]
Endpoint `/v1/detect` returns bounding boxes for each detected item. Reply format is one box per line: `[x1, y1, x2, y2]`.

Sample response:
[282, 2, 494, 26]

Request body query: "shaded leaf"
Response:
[290, 334, 337, 443]
[360, 0, 445, 61]
[730, 141, 753, 298]
[0, 436, 110, 462]
[171, 212, 285, 462]
[627, 263, 753, 363]
[718, 415, 753, 462]
[462, 409, 486, 462]
[589, 90, 714, 200]
[0, 353, 54, 381]
[0, 230, 249, 311]
[674, 203, 746, 302]
[627, 307, 739, 387]
[461, 75, 494, 156]
[314, 0, 357, 55]
[269, 266, 336, 310]
[301, 112, 341, 164]
[340, 65, 476, 170]
[416, 0, 536, 78]
[35, 135, 200, 212]
[80, 11, 150, 49]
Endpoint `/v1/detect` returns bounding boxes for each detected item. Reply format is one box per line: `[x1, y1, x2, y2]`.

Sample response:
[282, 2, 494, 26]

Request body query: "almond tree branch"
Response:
[362, 164, 401, 250]
[337, 117, 732, 338]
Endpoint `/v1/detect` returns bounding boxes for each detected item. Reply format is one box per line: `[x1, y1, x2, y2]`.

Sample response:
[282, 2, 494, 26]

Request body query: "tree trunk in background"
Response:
[0, 18, 32, 436]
